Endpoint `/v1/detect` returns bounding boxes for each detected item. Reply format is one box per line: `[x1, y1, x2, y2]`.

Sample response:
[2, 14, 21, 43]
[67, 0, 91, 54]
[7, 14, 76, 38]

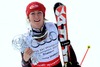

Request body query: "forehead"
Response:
[30, 10, 43, 13]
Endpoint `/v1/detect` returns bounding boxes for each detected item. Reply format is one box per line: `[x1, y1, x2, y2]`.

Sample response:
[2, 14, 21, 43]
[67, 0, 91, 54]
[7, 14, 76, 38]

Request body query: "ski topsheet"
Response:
[54, 2, 70, 67]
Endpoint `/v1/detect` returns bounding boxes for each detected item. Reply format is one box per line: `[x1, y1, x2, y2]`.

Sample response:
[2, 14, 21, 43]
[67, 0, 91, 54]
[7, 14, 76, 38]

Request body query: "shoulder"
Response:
[45, 22, 58, 35]
[45, 22, 57, 28]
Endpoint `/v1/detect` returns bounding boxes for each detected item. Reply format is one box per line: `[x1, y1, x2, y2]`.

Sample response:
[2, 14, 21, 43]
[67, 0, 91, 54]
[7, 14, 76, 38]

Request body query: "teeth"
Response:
[34, 20, 40, 22]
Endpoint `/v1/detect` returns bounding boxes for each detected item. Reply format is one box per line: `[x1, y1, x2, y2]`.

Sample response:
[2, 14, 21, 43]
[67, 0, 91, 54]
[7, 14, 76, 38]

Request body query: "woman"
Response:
[21, 1, 62, 67]
[12, 1, 80, 67]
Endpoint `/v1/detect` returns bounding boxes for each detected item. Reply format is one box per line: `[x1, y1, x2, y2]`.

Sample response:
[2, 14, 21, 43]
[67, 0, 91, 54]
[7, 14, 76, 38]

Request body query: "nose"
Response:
[34, 13, 39, 19]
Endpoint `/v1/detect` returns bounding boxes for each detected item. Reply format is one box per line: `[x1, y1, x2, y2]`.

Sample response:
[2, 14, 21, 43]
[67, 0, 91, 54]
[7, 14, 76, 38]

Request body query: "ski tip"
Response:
[53, 2, 64, 13]
[87, 45, 91, 49]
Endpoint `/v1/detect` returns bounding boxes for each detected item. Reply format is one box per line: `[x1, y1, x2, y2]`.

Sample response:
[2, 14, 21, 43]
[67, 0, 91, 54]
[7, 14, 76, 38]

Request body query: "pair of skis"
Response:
[54, 2, 70, 67]
[54, 2, 90, 67]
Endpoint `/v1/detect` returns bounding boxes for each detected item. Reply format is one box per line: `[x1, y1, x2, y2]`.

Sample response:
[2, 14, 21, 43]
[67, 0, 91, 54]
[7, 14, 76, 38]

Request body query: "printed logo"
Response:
[31, 31, 57, 48]
[30, 5, 39, 9]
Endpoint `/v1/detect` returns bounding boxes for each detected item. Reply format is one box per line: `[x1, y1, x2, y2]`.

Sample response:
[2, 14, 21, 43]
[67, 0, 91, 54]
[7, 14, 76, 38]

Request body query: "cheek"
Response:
[28, 15, 34, 21]
[28, 17, 34, 22]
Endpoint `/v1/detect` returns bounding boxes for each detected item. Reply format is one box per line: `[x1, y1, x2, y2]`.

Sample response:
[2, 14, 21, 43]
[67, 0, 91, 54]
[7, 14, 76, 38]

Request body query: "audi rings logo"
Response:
[31, 31, 58, 48]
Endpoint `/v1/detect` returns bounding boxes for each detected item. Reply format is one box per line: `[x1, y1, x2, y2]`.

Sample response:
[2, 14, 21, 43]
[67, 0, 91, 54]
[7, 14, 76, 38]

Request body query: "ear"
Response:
[27, 17, 30, 22]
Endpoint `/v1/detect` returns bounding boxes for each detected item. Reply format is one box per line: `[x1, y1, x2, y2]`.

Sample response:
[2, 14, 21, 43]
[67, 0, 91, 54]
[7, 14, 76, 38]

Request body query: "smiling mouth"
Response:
[34, 20, 40, 22]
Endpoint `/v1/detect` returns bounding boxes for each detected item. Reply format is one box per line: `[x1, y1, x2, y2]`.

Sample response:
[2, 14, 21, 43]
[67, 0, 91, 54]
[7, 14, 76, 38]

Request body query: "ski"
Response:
[54, 2, 70, 67]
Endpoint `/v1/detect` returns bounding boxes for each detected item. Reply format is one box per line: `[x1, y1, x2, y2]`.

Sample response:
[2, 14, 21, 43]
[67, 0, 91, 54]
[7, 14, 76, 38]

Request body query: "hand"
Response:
[23, 47, 33, 62]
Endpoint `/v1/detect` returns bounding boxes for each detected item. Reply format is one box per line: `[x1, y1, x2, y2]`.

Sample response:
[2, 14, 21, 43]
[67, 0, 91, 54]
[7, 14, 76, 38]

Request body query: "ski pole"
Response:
[80, 45, 91, 66]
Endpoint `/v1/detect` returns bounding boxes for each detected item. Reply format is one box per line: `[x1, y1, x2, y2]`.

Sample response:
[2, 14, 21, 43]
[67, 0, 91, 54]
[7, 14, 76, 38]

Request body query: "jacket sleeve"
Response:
[68, 45, 81, 67]
[21, 53, 32, 67]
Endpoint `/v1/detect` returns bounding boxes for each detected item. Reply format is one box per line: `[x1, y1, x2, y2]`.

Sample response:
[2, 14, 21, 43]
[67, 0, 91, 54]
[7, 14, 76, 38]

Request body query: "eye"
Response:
[30, 12, 35, 15]
[38, 11, 43, 15]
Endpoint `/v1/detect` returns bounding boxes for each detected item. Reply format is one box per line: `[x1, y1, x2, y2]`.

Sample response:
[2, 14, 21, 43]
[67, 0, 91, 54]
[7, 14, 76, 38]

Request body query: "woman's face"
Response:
[28, 10, 44, 29]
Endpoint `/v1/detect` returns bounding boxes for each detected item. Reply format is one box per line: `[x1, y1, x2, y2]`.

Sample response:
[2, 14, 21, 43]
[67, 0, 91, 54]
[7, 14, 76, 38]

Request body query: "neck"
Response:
[32, 24, 44, 32]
